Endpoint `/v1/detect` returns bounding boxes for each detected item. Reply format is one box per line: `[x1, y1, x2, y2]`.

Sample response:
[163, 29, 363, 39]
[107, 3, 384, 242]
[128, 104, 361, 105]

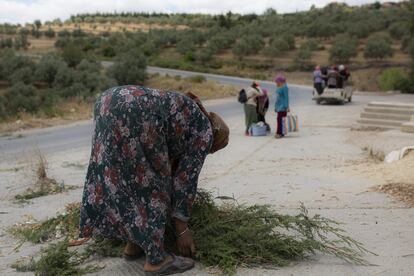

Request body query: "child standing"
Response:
[274, 75, 289, 139]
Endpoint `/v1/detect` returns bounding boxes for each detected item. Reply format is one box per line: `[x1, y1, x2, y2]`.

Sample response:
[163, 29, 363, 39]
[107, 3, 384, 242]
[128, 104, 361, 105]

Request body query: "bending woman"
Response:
[79, 86, 229, 275]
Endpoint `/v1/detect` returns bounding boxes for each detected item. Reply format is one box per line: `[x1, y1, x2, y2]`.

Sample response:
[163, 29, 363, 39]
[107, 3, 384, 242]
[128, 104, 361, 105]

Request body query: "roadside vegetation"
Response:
[0, 1, 413, 130]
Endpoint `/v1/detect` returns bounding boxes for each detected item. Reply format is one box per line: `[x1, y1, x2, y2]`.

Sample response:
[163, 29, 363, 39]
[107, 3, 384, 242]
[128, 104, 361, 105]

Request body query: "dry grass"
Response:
[26, 38, 56, 54]
[0, 98, 93, 133]
[14, 152, 77, 204]
[362, 151, 414, 207]
[374, 183, 414, 207]
[145, 74, 239, 100]
[37, 22, 187, 35]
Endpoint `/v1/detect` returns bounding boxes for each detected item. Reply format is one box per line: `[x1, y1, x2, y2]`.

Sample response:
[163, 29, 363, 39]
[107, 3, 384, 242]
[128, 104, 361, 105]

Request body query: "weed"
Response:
[11, 257, 36, 272]
[363, 146, 385, 162]
[0, 166, 23, 172]
[0, 132, 12, 138]
[61, 162, 87, 170]
[186, 75, 206, 83]
[12, 240, 101, 276]
[13, 153, 78, 204]
[10, 203, 80, 243]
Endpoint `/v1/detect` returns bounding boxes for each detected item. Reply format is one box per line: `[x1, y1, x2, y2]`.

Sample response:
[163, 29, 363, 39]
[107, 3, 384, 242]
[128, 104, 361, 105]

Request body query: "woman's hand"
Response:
[174, 219, 196, 257]
[177, 229, 195, 257]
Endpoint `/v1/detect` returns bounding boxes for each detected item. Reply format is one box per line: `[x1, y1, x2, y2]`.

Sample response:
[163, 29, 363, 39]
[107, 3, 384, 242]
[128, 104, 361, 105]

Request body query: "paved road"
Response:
[0, 67, 312, 160]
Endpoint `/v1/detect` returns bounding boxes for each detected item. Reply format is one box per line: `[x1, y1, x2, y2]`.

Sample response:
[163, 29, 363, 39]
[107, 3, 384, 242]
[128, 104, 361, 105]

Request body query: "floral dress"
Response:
[79, 86, 213, 264]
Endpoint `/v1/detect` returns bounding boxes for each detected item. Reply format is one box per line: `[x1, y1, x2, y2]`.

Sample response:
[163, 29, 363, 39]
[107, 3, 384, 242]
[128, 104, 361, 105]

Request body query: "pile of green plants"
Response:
[12, 239, 101, 275]
[10, 203, 80, 243]
[11, 190, 373, 275]
[174, 190, 372, 273]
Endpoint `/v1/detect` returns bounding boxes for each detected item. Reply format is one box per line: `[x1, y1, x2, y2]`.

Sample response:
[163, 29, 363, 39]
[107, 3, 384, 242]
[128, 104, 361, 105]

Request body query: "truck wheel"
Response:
[316, 99, 321, 105]
[348, 96, 352, 102]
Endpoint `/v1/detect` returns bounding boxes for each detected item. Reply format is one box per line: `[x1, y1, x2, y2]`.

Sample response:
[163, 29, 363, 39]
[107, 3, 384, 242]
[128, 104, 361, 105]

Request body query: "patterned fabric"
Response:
[79, 86, 213, 264]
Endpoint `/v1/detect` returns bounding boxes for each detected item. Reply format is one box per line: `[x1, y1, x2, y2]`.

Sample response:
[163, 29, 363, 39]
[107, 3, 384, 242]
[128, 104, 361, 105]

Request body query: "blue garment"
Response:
[313, 70, 323, 83]
[275, 84, 289, 112]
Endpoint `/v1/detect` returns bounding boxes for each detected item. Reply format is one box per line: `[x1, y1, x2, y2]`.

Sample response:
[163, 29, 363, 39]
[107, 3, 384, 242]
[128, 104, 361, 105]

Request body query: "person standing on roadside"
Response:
[244, 81, 264, 136]
[256, 88, 270, 132]
[313, 65, 324, 95]
[274, 75, 289, 139]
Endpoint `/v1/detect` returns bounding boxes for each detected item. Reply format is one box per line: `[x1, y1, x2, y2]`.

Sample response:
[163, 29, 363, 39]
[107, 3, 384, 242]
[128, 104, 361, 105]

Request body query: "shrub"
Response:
[44, 27, 55, 38]
[347, 23, 371, 39]
[195, 48, 214, 64]
[401, 36, 412, 53]
[293, 47, 313, 70]
[58, 30, 71, 38]
[108, 50, 147, 85]
[58, 82, 88, 98]
[0, 38, 13, 48]
[10, 67, 34, 85]
[0, 95, 6, 119]
[101, 44, 116, 58]
[73, 59, 104, 96]
[264, 38, 289, 57]
[5, 82, 39, 114]
[35, 53, 66, 86]
[378, 69, 406, 91]
[53, 64, 75, 89]
[364, 34, 393, 60]
[307, 20, 337, 38]
[184, 50, 196, 62]
[72, 28, 86, 38]
[0, 50, 34, 80]
[61, 42, 84, 67]
[388, 22, 410, 40]
[14, 34, 30, 50]
[329, 34, 358, 64]
[396, 77, 414, 94]
[186, 75, 206, 83]
[301, 39, 319, 51]
[176, 36, 196, 55]
[232, 39, 251, 60]
[284, 34, 296, 50]
[207, 31, 236, 51]
[140, 41, 158, 57]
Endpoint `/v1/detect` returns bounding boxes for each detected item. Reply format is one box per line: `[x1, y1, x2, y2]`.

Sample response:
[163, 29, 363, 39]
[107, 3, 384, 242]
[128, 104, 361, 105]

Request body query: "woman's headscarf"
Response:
[185, 92, 229, 154]
[275, 74, 286, 83]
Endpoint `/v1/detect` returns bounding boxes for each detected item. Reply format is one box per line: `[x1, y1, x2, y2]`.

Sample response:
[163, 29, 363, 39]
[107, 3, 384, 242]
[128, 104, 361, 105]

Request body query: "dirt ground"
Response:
[0, 93, 414, 275]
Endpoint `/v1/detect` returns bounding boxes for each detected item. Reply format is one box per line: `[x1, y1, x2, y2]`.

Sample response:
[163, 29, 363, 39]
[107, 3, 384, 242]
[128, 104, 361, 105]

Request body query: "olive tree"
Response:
[264, 37, 290, 57]
[364, 34, 393, 60]
[293, 47, 313, 70]
[329, 34, 358, 64]
[35, 53, 66, 86]
[108, 50, 147, 85]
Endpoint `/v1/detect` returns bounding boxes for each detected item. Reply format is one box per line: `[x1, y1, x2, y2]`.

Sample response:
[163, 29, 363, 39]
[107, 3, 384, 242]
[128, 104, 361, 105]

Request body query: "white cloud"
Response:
[0, 0, 403, 24]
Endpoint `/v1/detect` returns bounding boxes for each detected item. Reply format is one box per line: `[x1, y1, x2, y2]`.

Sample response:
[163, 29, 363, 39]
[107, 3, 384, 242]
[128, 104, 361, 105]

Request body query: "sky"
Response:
[0, 0, 404, 24]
